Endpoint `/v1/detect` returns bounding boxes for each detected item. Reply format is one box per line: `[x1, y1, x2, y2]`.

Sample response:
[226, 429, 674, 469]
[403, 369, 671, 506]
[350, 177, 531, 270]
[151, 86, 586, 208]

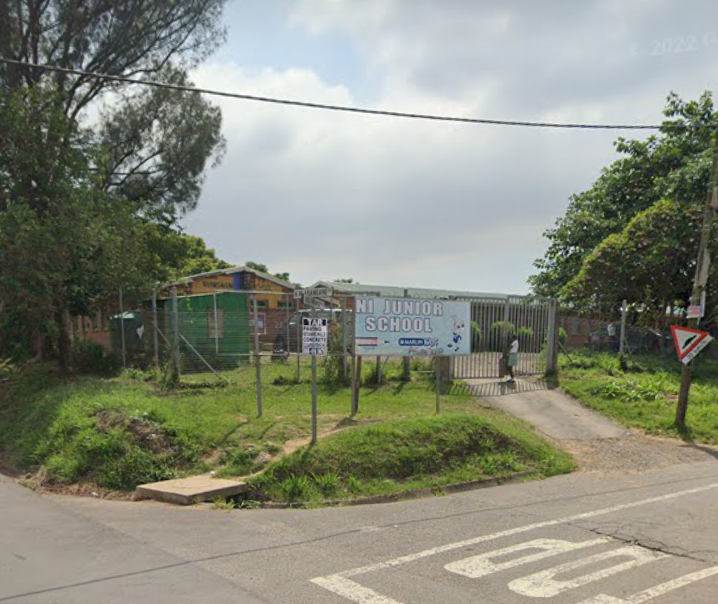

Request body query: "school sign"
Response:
[354, 296, 471, 357]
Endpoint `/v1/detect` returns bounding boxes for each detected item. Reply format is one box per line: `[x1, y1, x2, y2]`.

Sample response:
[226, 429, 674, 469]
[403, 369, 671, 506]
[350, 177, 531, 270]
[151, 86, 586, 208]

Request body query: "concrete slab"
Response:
[136, 475, 248, 505]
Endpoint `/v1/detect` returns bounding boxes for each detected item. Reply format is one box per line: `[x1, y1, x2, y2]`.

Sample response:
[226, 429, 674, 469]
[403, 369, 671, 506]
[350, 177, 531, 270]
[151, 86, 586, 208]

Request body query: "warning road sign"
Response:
[671, 325, 713, 364]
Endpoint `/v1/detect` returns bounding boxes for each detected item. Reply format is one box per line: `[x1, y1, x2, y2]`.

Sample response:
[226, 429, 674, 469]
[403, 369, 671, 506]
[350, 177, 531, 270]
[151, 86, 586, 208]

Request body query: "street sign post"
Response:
[671, 325, 713, 365]
[302, 311, 329, 444]
[295, 287, 333, 300]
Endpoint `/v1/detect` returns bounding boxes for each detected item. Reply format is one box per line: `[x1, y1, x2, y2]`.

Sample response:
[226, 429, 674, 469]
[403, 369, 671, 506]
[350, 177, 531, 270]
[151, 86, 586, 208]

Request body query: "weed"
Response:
[312, 471, 339, 497]
[279, 474, 313, 502]
[212, 497, 234, 511]
[347, 475, 364, 494]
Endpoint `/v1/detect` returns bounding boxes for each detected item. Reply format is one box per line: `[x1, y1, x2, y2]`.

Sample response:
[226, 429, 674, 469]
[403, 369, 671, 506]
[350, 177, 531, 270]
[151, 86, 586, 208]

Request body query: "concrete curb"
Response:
[259, 470, 538, 509]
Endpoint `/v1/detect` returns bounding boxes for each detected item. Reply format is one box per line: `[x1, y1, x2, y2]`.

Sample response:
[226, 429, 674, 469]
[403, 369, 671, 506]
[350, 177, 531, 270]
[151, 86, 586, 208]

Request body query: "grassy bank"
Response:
[560, 350, 718, 443]
[0, 359, 572, 494]
[247, 414, 575, 504]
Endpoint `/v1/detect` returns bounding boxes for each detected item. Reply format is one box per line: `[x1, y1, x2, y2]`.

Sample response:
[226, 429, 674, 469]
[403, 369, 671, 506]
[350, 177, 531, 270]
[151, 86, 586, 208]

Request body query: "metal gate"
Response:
[451, 296, 556, 379]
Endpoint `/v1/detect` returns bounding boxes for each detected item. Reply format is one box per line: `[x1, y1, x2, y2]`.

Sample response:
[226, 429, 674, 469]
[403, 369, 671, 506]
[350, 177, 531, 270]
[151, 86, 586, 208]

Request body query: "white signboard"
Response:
[354, 296, 471, 357]
[302, 317, 329, 356]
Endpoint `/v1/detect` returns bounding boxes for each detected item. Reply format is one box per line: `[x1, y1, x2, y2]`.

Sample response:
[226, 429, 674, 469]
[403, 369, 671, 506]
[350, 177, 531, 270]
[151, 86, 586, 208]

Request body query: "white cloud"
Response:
[184, 1, 718, 293]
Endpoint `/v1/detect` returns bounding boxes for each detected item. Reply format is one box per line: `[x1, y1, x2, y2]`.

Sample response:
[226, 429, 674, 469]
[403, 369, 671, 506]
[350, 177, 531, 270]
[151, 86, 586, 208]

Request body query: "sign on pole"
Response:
[302, 317, 329, 356]
[671, 325, 713, 365]
[354, 297, 471, 356]
[295, 287, 333, 300]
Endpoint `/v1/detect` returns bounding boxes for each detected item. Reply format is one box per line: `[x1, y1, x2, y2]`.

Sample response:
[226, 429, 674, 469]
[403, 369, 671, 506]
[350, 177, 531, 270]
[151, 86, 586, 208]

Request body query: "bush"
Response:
[72, 341, 120, 376]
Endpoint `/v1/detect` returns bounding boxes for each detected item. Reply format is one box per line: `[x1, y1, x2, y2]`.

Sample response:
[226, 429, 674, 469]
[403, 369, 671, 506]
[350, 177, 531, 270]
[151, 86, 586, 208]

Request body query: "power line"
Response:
[0, 56, 692, 131]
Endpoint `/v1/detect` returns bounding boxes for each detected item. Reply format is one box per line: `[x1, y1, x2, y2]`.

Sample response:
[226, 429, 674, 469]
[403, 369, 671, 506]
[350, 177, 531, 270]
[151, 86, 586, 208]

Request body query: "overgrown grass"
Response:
[560, 350, 718, 443]
[247, 414, 575, 503]
[0, 358, 527, 491]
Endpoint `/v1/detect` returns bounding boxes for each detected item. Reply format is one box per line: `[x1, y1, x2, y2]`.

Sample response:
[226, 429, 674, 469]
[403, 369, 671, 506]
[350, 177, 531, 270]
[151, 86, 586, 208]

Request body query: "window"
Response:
[278, 300, 293, 309]
[255, 300, 269, 309]
[207, 308, 225, 338]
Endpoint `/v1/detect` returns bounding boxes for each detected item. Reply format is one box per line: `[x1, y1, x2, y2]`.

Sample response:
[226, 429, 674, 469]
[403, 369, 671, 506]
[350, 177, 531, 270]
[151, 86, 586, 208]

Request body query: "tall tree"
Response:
[0, 1, 228, 363]
[531, 92, 717, 303]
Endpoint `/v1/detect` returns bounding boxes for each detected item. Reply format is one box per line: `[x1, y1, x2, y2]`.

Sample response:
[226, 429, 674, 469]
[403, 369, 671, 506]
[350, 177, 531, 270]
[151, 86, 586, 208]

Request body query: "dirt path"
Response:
[469, 378, 718, 474]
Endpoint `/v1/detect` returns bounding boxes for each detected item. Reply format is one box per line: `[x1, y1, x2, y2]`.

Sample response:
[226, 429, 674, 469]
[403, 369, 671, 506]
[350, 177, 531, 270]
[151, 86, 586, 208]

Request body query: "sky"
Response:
[183, 0, 718, 294]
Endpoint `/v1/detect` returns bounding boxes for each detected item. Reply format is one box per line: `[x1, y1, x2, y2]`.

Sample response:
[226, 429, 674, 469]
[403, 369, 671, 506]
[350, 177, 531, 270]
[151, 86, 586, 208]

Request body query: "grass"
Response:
[560, 350, 718, 443]
[247, 413, 575, 504]
[0, 357, 570, 493]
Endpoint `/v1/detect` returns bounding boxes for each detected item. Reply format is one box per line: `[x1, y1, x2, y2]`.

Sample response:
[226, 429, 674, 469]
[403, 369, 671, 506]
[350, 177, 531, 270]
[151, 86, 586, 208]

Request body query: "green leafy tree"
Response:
[0, 1, 228, 364]
[531, 92, 717, 300]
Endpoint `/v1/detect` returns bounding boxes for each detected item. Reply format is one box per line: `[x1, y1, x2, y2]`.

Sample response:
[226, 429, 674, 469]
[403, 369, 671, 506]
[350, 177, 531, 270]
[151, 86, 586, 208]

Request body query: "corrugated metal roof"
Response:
[163, 265, 296, 290]
[314, 281, 513, 300]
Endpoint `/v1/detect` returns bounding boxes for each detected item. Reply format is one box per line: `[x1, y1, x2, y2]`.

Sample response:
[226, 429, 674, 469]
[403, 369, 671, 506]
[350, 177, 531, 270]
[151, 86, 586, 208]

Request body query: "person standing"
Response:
[507, 334, 519, 383]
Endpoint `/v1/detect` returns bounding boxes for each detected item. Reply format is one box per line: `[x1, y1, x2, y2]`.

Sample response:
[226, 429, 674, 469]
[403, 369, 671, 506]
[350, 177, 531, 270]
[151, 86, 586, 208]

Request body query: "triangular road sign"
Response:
[671, 325, 712, 361]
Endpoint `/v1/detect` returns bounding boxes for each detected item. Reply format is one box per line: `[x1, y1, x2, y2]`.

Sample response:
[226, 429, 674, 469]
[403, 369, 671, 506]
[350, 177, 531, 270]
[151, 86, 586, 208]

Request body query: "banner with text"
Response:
[355, 297, 471, 357]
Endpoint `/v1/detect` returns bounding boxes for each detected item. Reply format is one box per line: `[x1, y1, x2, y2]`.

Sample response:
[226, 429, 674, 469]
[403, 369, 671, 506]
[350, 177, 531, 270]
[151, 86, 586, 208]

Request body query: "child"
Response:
[507, 335, 519, 383]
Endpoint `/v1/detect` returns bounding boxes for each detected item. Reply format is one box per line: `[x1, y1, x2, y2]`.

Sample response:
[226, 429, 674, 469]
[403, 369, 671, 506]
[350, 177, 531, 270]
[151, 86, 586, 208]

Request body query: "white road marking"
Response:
[445, 537, 609, 579]
[509, 545, 668, 598]
[310, 481, 718, 603]
[578, 565, 718, 603]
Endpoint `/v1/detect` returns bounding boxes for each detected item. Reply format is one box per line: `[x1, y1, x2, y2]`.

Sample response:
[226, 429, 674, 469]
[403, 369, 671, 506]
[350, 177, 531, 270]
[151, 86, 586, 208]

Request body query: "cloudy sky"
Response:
[183, 0, 718, 294]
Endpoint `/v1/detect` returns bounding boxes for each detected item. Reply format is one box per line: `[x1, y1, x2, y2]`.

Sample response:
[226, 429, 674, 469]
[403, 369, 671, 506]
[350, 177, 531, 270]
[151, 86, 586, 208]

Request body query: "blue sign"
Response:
[354, 297, 471, 357]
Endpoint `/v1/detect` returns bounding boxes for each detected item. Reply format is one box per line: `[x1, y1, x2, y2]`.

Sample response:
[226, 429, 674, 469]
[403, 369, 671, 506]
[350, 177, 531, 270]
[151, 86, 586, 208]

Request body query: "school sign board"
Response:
[354, 296, 471, 357]
[302, 317, 329, 356]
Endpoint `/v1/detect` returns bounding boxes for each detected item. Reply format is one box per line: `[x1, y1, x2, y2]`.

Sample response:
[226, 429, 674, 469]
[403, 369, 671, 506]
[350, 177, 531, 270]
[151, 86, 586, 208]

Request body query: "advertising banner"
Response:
[354, 296, 471, 357]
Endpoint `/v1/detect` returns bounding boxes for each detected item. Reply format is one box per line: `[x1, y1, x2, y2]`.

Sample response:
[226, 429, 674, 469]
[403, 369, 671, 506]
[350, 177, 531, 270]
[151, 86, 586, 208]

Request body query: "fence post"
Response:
[436, 356, 441, 414]
[353, 355, 362, 414]
[296, 296, 302, 381]
[619, 299, 628, 355]
[213, 292, 219, 354]
[341, 295, 348, 381]
[119, 289, 127, 369]
[403, 289, 411, 381]
[311, 302, 318, 445]
[285, 292, 291, 359]
[171, 287, 180, 377]
[152, 289, 159, 368]
[546, 299, 558, 374]
[376, 356, 382, 385]
[253, 293, 263, 417]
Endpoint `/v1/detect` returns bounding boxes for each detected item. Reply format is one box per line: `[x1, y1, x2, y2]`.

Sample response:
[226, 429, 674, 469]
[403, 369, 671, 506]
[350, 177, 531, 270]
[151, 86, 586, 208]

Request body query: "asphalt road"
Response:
[4, 460, 718, 603]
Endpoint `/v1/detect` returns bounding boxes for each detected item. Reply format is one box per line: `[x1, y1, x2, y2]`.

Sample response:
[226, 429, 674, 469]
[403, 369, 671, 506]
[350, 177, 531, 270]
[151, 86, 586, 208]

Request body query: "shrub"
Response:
[73, 341, 120, 376]
[279, 474, 313, 502]
[312, 471, 339, 497]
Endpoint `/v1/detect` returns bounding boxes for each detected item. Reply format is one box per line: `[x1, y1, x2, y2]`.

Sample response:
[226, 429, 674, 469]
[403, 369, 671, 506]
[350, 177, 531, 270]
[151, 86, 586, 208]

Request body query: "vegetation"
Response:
[560, 350, 718, 442]
[0, 2, 229, 365]
[0, 360, 573, 494]
[531, 92, 717, 324]
[247, 414, 575, 503]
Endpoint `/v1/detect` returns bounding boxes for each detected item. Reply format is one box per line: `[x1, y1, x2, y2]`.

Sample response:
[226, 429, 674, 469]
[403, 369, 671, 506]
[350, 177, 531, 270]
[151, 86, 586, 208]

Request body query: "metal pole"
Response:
[403, 289, 411, 381]
[171, 287, 180, 377]
[353, 355, 362, 414]
[546, 299, 558, 374]
[285, 292, 290, 360]
[213, 292, 219, 354]
[152, 289, 159, 368]
[351, 297, 357, 414]
[296, 297, 302, 381]
[341, 295, 348, 381]
[677, 126, 718, 427]
[119, 289, 126, 368]
[311, 302, 318, 444]
[376, 355, 382, 385]
[435, 356, 441, 414]
[253, 294, 262, 417]
[619, 299, 627, 355]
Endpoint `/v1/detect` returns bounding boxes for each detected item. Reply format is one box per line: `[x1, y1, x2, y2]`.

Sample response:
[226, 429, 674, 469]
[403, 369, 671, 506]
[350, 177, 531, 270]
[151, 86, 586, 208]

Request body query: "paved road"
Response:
[5, 460, 718, 603]
[467, 379, 626, 441]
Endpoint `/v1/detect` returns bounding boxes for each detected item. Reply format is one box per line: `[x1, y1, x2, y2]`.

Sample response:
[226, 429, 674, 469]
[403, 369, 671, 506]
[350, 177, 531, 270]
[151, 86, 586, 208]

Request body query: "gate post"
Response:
[546, 299, 558, 374]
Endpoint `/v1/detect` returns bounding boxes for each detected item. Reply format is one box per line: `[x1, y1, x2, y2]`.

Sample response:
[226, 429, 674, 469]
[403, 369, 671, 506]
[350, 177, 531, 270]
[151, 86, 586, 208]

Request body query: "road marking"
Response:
[578, 565, 718, 603]
[509, 545, 668, 598]
[311, 481, 718, 603]
[445, 538, 609, 579]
